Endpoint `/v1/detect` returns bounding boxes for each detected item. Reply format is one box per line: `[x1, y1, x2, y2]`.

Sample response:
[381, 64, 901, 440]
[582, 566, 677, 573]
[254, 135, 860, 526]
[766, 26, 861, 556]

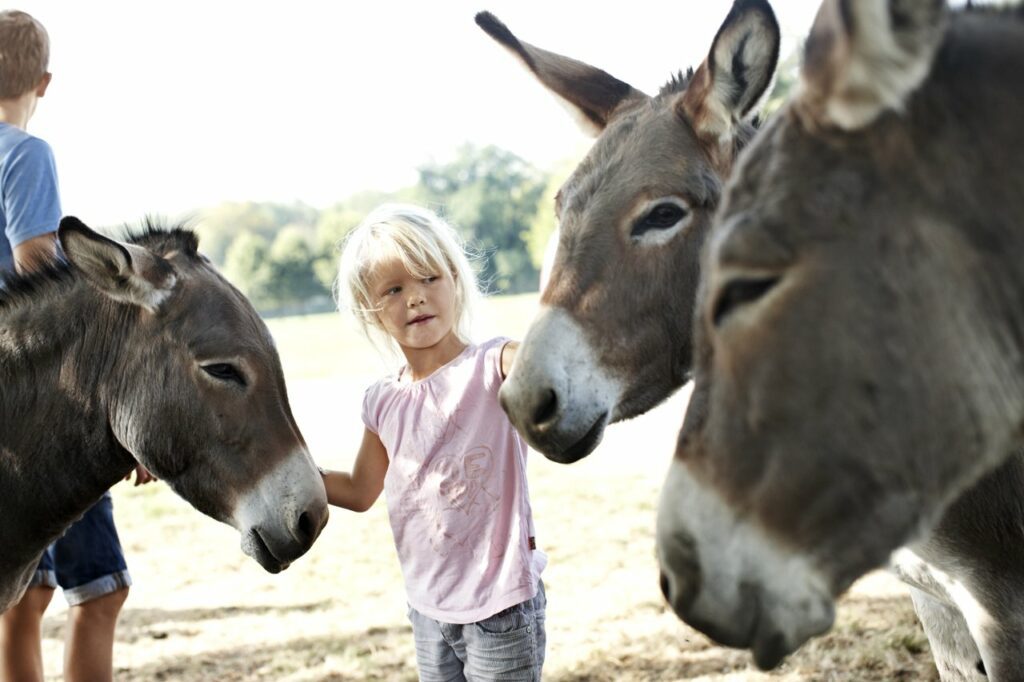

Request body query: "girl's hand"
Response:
[501, 340, 520, 380]
[125, 464, 158, 486]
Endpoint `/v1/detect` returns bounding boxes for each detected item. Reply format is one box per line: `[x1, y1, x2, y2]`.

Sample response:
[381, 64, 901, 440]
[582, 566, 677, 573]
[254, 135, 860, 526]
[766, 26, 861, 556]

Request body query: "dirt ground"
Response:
[38, 382, 939, 681]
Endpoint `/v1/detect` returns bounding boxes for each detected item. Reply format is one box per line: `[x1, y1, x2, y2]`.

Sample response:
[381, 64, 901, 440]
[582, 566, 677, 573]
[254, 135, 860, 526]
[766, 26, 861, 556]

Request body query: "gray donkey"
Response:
[1, 217, 328, 612]
[659, 0, 1024, 678]
[481, 1, 1016, 678]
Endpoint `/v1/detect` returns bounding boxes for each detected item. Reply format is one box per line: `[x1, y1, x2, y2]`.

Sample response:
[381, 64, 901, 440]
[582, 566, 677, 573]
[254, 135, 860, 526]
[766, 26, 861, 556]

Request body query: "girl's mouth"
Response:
[408, 315, 434, 326]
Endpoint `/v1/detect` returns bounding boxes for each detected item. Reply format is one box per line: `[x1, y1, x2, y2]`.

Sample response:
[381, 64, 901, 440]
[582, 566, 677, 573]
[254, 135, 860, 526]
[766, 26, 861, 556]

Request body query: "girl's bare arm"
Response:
[321, 428, 389, 512]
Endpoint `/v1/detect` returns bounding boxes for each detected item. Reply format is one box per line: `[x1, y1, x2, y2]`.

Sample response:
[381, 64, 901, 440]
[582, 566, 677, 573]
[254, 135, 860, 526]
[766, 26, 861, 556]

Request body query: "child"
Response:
[322, 203, 547, 681]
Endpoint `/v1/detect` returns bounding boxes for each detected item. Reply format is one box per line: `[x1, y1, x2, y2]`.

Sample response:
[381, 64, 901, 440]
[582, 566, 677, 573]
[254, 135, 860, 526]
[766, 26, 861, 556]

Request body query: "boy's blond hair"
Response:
[0, 10, 49, 100]
[336, 203, 480, 353]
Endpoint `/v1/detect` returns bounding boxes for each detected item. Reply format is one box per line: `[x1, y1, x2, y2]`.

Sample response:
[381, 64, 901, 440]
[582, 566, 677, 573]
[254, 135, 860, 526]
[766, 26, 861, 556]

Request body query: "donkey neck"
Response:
[1, 278, 139, 568]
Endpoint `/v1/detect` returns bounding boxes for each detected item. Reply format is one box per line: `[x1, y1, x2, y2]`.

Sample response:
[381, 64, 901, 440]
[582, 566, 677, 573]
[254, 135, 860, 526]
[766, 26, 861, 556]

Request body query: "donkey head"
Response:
[478, 1, 780, 462]
[59, 217, 329, 573]
[658, 0, 1024, 668]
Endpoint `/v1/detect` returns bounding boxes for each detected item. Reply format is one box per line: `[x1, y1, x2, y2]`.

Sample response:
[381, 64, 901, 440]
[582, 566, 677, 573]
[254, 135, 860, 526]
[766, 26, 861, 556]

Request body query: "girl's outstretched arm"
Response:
[321, 428, 389, 512]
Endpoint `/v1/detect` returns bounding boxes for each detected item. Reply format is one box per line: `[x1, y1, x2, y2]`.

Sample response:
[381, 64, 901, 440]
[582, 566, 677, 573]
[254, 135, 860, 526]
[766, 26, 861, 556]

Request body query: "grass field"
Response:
[38, 295, 939, 680]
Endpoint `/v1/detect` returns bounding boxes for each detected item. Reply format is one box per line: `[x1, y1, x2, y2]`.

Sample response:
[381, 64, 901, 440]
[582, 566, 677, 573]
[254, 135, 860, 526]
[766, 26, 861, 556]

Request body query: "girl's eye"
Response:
[384, 286, 401, 296]
[424, 276, 438, 284]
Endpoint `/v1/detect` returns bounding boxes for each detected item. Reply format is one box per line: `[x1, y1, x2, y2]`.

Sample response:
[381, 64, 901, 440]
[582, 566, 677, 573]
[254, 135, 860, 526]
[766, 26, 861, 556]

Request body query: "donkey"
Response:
[480, 3, 1017, 679]
[477, 2, 780, 465]
[0, 217, 329, 612]
[658, 0, 1024, 678]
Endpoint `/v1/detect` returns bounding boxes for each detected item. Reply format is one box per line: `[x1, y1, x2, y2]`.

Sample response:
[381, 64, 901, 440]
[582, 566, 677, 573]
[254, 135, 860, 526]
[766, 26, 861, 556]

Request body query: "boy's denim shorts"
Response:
[29, 492, 132, 606]
[407, 580, 546, 682]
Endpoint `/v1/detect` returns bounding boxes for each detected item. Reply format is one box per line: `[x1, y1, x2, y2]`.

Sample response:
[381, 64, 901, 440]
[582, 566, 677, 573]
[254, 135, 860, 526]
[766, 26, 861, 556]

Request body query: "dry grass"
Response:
[36, 300, 939, 681]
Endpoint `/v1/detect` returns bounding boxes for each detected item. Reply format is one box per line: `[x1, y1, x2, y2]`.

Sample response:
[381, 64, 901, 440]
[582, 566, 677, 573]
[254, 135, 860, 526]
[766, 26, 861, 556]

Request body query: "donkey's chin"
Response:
[535, 411, 609, 464]
[241, 528, 293, 574]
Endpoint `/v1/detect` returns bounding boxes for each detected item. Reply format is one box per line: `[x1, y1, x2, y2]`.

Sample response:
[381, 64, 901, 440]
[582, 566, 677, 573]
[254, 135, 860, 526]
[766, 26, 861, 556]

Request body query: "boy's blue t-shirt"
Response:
[0, 122, 61, 273]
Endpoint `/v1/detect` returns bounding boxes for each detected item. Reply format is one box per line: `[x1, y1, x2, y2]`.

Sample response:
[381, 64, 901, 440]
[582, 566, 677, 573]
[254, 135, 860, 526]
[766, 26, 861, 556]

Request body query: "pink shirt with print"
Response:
[362, 337, 547, 624]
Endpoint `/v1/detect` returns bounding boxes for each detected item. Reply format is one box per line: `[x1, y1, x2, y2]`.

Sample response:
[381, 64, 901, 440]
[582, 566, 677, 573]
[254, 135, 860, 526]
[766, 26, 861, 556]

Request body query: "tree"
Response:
[196, 201, 317, 265]
[417, 144, 547, 294]
[223, 232, 273, 306]
[522, 155, 582, 271]
[311, 205, 363, 294]
[265, 227, 329, 308]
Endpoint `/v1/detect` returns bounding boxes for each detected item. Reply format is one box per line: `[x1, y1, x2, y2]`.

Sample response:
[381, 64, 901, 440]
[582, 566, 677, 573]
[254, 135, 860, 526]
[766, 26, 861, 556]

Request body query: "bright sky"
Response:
[15, 0, 826, 228]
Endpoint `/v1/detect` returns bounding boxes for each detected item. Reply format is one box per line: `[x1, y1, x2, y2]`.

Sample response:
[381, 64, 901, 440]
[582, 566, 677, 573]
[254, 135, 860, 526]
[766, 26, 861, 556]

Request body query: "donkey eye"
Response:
[712, 276, 780, 327]
[201, 363, 247, 387]
[632, 202, 689, 238]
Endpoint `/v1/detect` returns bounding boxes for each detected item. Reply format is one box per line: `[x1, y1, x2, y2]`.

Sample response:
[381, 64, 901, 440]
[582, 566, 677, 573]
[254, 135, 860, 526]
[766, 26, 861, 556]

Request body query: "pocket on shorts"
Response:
[475, 602, 528, 635]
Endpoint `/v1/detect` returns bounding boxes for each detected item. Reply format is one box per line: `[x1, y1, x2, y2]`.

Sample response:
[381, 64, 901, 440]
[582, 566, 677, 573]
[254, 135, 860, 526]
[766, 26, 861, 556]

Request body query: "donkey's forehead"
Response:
[561, 103, 712, 216]
[171, 265, 273, 346]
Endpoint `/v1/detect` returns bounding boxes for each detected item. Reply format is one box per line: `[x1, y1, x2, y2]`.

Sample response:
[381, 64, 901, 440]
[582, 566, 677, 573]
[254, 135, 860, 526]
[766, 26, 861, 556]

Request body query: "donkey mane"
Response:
[658, 68, 696, 97]
[655, 66, 761, 154]
[0, 218, 201, 311]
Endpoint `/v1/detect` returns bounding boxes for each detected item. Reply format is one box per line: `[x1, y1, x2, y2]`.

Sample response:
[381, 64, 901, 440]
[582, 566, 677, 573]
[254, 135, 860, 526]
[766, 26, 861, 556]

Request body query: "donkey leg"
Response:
[905, 586, 986, 682]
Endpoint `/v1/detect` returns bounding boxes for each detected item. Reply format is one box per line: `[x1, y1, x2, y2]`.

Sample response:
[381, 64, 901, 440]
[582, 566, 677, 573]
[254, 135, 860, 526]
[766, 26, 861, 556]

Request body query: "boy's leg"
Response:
[63, 586, 129, 682]
[52, 492, 132, 682]
[0, 584, 55, 682]
[407, 605, 467, 682]
[463, 580, 547, 682]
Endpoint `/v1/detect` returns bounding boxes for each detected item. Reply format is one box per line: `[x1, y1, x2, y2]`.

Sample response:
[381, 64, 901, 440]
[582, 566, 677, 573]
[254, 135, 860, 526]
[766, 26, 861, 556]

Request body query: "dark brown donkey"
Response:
[0, 217, 329, 612]
[477, 1, 780, 464]
[659, 1, 1024, 678]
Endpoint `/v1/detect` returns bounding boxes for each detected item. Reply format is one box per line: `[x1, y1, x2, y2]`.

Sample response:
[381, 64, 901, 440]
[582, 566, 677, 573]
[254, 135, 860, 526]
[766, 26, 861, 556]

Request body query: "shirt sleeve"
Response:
[361, 383, 380, 434]
[2, 136, 62, 247]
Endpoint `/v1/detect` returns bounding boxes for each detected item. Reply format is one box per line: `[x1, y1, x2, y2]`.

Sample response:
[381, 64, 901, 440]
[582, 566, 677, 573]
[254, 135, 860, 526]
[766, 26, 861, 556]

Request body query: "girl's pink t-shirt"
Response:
[362, 337, 547, 624]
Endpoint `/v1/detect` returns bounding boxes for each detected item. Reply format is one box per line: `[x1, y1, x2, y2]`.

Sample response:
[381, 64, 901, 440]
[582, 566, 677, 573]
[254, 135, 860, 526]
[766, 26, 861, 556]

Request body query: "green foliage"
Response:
[418, 144, 548, 294]
[312, 205, 364, 293]
[197, 201, 317, 265]
[223, 232, 273, 303]
[203, 143, 554, 313]
[522, 154, 582, 270]
[265, 227, 330, 307]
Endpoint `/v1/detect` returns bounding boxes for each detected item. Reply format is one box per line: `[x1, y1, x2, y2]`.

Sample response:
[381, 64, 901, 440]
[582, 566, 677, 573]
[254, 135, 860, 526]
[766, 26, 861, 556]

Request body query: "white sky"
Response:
[14, 0, 825, 228]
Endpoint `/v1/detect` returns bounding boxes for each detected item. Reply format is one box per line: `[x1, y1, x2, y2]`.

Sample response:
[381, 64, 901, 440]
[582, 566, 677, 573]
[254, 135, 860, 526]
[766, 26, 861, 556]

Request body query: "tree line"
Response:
[196, 144, 563, 315]
[195, 61, 799, 316]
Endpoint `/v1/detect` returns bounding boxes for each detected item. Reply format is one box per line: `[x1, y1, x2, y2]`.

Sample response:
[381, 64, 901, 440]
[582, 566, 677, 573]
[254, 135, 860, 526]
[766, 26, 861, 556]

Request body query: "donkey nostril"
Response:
[532, 389, 558, 427]
[659, 572, 671, 601]
[296, 511, 316, 544]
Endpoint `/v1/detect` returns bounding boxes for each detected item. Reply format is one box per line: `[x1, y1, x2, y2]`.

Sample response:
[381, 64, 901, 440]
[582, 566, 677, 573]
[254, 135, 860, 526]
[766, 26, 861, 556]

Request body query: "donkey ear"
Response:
[58, 216, 178, 313]
[799, 0, 948, 130]
[679, 0, 780, 148]
[475, 11, 645, 136]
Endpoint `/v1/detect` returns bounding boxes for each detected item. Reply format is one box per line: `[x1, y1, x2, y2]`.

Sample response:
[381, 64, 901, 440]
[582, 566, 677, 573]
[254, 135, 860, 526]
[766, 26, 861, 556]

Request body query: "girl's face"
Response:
[368, 255, 459, 352]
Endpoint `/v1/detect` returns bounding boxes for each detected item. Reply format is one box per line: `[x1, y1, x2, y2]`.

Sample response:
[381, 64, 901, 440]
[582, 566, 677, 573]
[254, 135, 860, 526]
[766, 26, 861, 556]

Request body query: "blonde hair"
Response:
[335, 203, 480, 353]
[0, 10, 49, 100]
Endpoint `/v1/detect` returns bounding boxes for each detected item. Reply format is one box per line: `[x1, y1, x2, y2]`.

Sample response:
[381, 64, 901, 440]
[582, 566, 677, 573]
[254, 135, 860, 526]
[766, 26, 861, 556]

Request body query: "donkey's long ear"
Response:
[475, 12, 645, 136]
[799, 0, 948, 130]
[59, 216, 177, 313]
[679, 0, 780, 151]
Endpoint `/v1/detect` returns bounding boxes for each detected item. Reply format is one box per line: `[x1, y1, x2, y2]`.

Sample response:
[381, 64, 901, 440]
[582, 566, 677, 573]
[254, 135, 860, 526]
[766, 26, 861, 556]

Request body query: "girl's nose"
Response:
[407, 289, 426, 307]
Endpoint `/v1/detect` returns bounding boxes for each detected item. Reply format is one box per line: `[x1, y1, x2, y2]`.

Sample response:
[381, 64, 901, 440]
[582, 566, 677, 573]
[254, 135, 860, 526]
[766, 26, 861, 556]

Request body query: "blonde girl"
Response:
[321, 203, 547, 681]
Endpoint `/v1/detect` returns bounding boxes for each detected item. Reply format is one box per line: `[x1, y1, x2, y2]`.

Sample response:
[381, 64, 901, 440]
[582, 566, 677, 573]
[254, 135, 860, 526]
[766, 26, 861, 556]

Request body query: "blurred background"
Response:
[15, 0, 821, 314]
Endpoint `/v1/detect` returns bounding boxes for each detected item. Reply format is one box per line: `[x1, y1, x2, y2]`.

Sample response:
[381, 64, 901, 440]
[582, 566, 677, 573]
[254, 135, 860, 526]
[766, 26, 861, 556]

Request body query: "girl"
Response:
[322, 203, 547, 681]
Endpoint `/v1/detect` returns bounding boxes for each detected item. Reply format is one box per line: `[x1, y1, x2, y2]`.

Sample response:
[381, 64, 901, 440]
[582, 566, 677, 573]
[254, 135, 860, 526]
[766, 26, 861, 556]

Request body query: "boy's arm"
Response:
[12, 232, 57, 274]
[321, 428, 389, 512]
[500, 340, 520, 380]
